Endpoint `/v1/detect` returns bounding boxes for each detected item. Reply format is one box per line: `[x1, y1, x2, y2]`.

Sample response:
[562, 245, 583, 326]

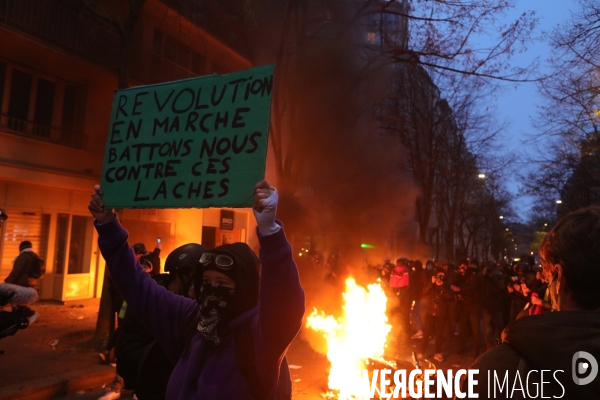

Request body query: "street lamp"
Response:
[478, 173, 486, 179]
[499, 216, 504, 219]
[556, 200, 562, 204]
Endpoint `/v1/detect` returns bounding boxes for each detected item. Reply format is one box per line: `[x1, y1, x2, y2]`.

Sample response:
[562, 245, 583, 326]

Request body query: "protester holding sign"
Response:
[88, 180, 305, 399]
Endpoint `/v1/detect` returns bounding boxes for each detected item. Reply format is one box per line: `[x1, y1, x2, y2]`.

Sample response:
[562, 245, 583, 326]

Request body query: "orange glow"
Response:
[65, 276, 89, 298]
[306, 277, 392, 399]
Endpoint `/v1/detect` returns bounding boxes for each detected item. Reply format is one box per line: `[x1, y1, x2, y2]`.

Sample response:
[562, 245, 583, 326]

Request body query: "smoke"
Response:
[248, 1, 424, 347]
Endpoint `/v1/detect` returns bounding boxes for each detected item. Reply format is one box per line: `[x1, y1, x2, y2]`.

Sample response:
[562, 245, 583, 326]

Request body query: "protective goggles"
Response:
[435, 274, 446, 281]
[199, 252, 234, 270]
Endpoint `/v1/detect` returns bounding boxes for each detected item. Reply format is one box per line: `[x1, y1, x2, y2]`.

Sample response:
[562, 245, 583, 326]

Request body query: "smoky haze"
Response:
[250, 0, 426, 352]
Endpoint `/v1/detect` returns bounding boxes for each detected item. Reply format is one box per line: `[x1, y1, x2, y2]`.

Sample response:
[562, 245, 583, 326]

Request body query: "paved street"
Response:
[1, 301, 478, 400]
[55, 333, 477, 400]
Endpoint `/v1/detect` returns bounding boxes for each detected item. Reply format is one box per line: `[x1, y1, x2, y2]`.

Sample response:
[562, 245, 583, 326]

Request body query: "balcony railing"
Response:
[2, 114, 87, 149]
[0, 0, 202, 85]
[0, 0, 121, 71]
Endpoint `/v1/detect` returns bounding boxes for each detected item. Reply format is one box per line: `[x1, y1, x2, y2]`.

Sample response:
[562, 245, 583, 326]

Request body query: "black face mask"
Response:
[196, 283, 235, 345]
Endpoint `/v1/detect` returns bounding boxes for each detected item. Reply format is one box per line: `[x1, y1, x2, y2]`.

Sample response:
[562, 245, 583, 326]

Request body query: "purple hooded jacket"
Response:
[95, 217, 305, 399]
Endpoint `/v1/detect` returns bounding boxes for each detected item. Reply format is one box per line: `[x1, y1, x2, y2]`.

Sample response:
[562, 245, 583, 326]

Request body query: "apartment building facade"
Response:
[0, 0, 258, 301]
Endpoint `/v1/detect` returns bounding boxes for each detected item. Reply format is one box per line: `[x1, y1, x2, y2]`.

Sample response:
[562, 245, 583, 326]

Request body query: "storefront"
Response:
[0, 178, 256, 302]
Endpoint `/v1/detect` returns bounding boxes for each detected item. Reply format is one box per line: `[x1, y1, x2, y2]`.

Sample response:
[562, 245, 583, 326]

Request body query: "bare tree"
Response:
[380, 0, 538, 83]
[527, 0, 600, 215]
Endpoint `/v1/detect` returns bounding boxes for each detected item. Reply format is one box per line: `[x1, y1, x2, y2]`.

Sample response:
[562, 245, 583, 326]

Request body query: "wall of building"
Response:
[0, 0, 257, 301]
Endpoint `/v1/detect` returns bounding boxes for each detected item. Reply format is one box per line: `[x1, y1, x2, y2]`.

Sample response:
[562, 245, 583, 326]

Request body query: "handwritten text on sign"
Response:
[100, 64, 274, 208]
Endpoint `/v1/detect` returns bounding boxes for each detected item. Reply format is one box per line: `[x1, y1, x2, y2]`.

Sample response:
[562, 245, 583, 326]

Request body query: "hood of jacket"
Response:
[502, 310, 600, 396]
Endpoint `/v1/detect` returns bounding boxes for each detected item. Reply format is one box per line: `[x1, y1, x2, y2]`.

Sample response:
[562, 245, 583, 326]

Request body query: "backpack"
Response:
[390, 266, 409, 289]
[24, 253, 45, 288]
[28, 256, 45, 279]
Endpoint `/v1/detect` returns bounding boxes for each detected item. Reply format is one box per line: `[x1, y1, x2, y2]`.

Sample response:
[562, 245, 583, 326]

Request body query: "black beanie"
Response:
[19, 241, 32, 251]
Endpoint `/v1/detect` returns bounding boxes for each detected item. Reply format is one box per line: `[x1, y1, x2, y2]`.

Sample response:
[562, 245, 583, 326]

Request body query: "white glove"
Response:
[253, 187, 280, 236]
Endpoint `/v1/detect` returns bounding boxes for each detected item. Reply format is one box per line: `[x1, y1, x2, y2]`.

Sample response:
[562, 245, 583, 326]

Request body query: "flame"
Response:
[306, 277, 392, 399]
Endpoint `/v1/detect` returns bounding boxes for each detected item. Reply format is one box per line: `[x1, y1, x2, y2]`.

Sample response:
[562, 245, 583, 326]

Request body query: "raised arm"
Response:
[252, 181, 305, 370]
[88, 185, 196, 360]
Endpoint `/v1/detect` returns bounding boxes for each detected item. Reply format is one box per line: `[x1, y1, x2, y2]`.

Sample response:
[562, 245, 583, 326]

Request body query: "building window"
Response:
[150, 28, 205, 82]
[0, 62, 85, 149]
[33, 77, 56, 138]
[67, 216, 93, 274]
[55, 214, 69, 275]
[62, 85, 77, 133]
[7, 69, 32, 132]
[0, 62, 6, 112]
[54, 214, 94, 275]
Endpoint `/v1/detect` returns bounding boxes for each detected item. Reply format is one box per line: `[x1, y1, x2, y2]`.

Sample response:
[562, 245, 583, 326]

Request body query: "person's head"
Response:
[194, 242, 259, 345]
[396, 257, 409, 267]
[482, 259, 496, 275]
[512, 260, 519, 272]
[412, 259, 423, 272]
[539, 206, 600, 311]
[436, 259, 449, 271]
[132, 243, 146, 259]
[458, 261, 469, 276]
[515, 262, 530, 277]
[426, 260, 435, 271]
[434, 269, 446, 286]
[140, 256, 153, 274]
[382, 260, 394, 272]
[520, 253, 535, 268]
[164, 243, 206, 297]
[19, 241, 32, 252]
[532, 265, 543, 282]
[195, 243, 259, 316]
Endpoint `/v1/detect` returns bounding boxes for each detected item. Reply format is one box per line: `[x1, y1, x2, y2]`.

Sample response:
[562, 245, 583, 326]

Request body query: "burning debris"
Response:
[306, 277, 392, 399]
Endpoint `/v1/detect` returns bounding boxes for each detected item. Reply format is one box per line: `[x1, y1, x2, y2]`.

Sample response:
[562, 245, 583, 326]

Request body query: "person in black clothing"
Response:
[116, 243, 206, 400]
[99, 275, 124, 366]
[507, 276, 528, 324]
[133, 241, 162, 275]
[436, 259, 458, 340]
[419, 269, 454, 362]
[480, 260, 506, 350]
[4, 241, 44, 288]
[410, 260, 426, 339]
[452, 261, 482, 357]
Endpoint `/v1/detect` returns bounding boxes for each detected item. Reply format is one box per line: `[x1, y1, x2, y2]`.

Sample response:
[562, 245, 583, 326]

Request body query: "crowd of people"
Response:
[4, 184, 600, 398]
[370, 254, 552, 363]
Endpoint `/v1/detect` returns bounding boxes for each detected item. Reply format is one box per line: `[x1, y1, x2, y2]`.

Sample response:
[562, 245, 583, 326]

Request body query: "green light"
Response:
[361, 243, 375, 249]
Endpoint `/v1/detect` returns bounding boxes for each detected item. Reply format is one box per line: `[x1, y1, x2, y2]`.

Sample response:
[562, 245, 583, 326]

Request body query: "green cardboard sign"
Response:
[100, 64, 274, 209]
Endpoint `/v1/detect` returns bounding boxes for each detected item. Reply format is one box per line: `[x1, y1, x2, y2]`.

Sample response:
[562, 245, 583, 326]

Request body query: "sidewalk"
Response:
[0, 300, 329, 400]
[0, 300, 474, 399]
[0, 301, 115, 400]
